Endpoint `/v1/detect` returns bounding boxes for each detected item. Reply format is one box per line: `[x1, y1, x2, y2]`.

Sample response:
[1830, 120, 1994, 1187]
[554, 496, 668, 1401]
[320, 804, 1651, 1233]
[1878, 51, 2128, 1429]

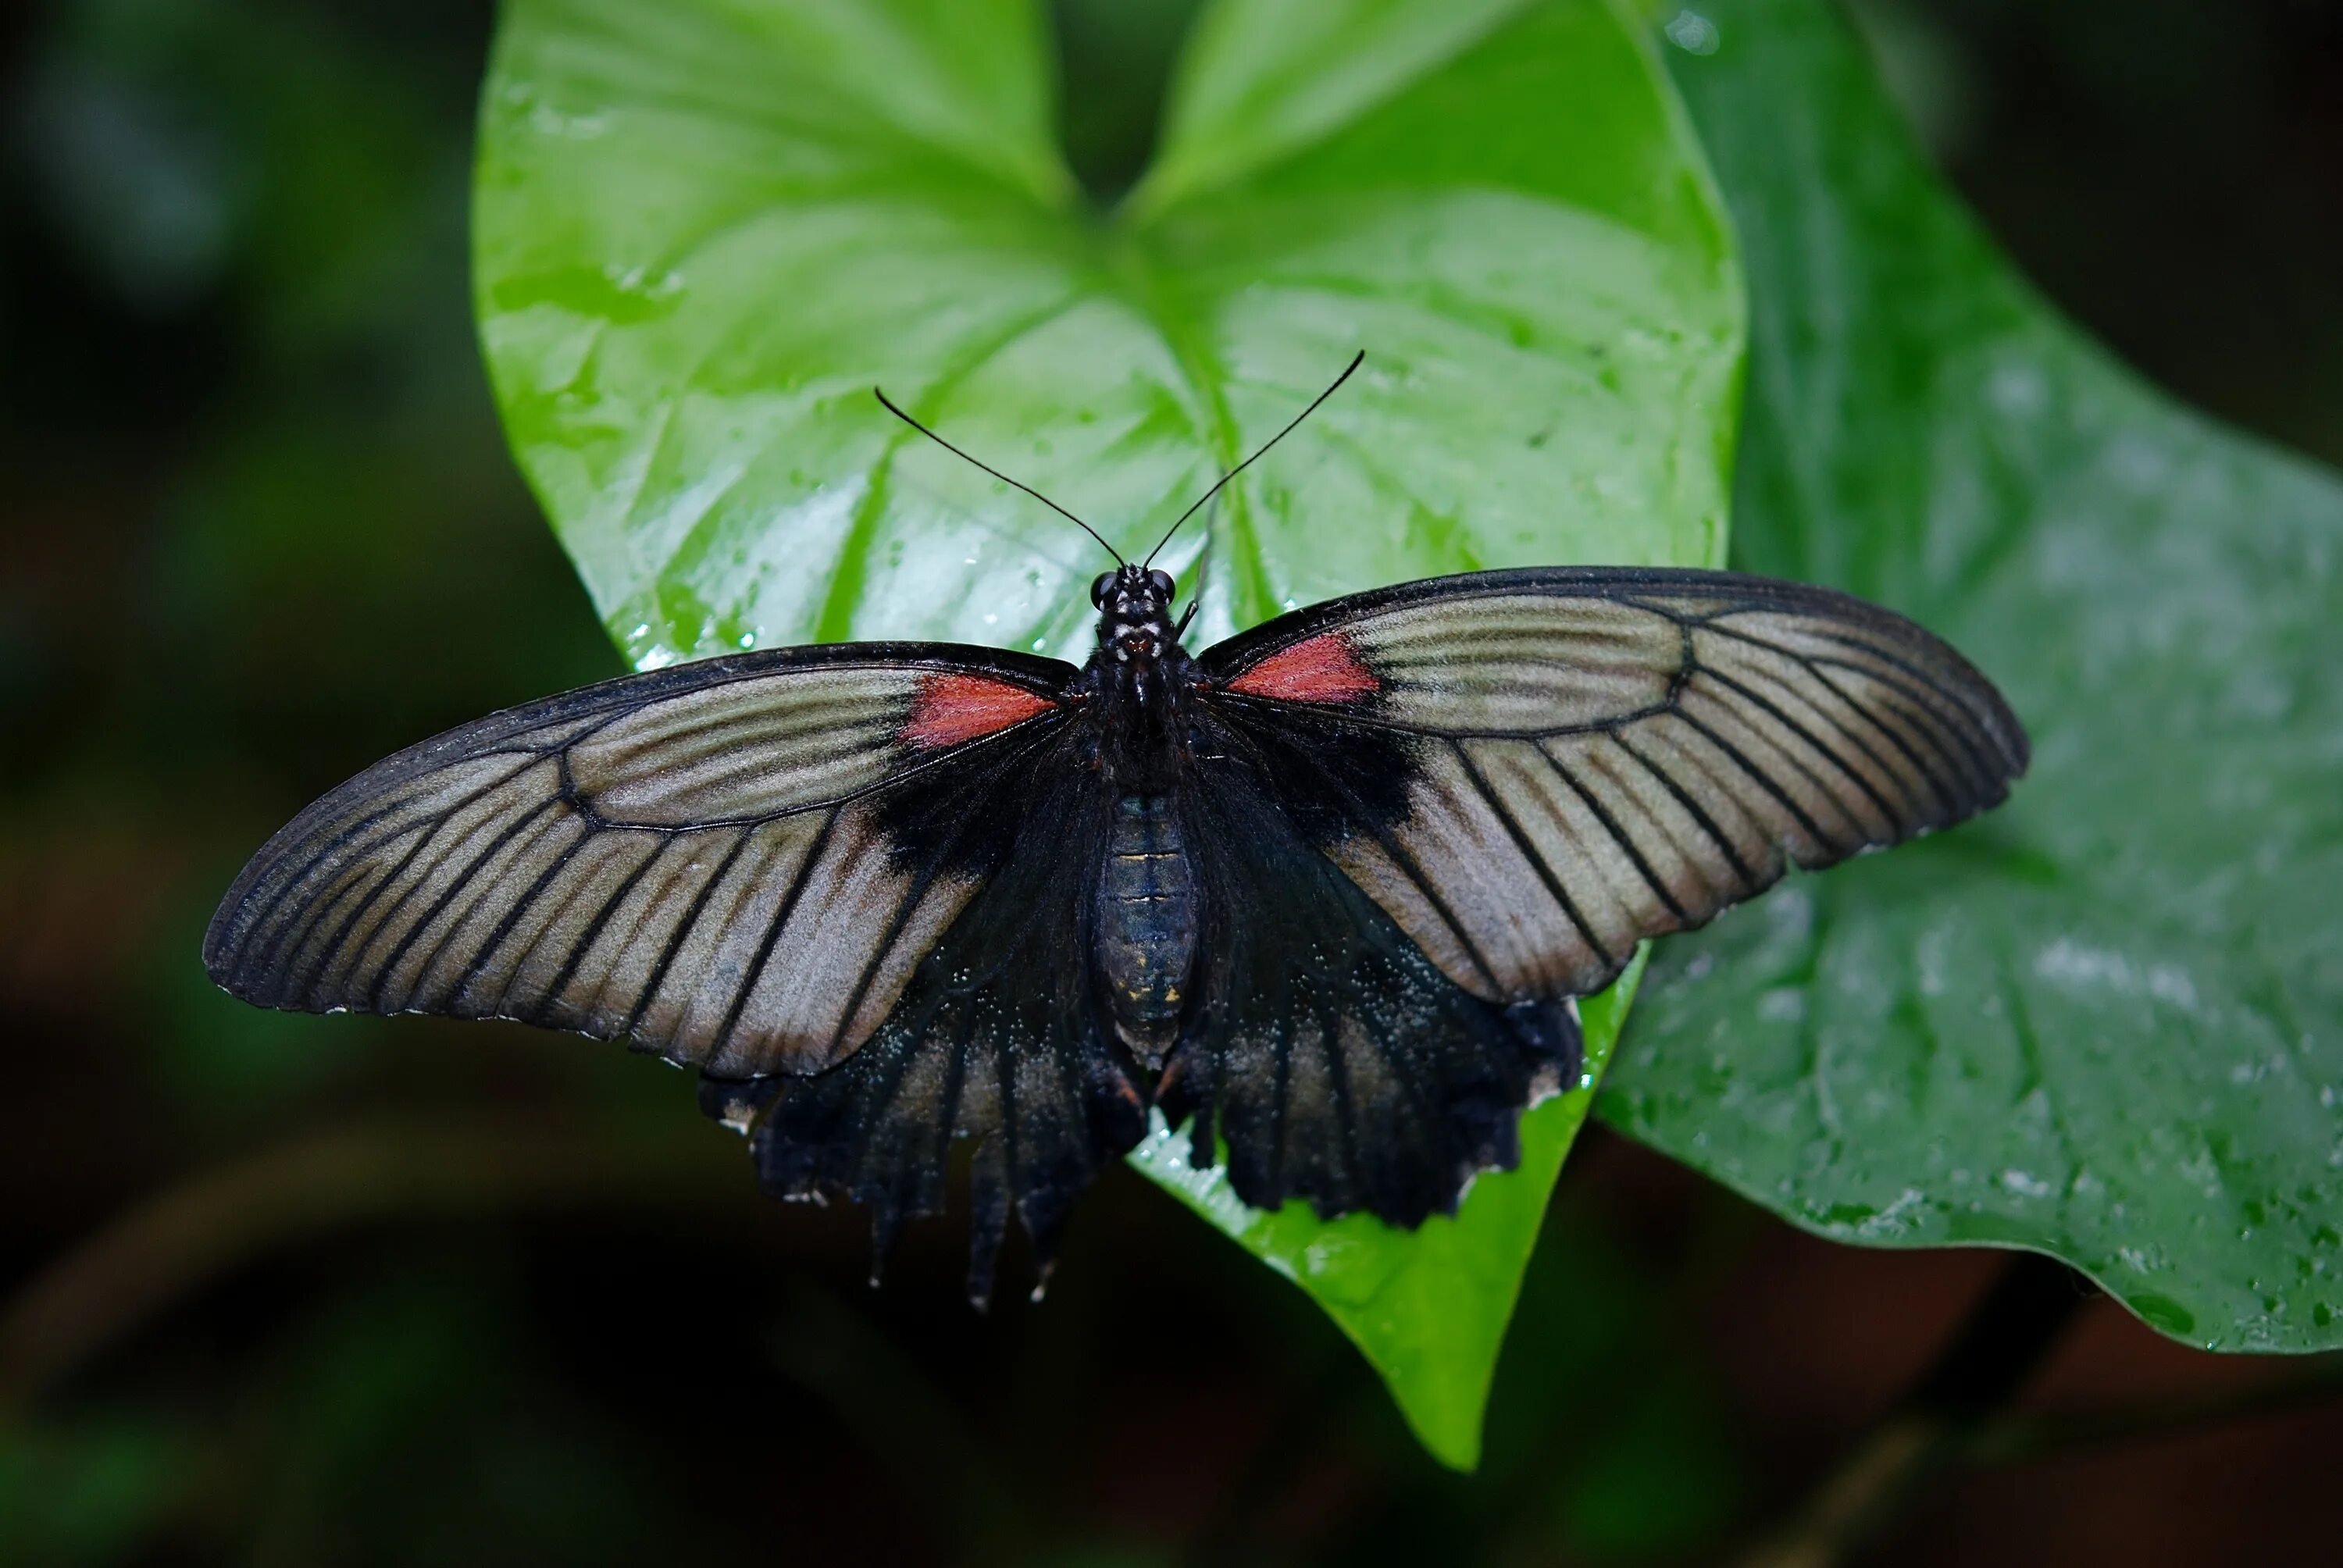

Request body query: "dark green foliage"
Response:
[1613, 0, 2343, 1355]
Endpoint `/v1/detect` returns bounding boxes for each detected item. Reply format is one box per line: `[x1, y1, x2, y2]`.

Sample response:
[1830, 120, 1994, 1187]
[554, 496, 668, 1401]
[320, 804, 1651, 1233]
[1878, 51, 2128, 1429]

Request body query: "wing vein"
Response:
[1703, 618, 2013, 772]
[453, 820, 594, 1007]
[1711, 657, 1917, 825]
[1692, 665, 1899, 831]
[255, 754, 546, 997]
[709, 809, 842, 1064]
[1320, 779, 1505, 995]
[1541, 745, 1692, 927]
[369, 796, 567, 1011]
[826, 835, 959, 1065]
[1803, 654, 2000, 793]
[1799, 661, 1961, 817]
[622, 828, 760, 1046]
[568, 707, 1069, 835]
[1447, 739, 1616, 972]
[1696, 618, 1992, 800]
[1671, 707, 1834, 851]
[1611, 728, 1760, 889]
[1207, 691, 1674, 743]
[539, 836, 664, 1020]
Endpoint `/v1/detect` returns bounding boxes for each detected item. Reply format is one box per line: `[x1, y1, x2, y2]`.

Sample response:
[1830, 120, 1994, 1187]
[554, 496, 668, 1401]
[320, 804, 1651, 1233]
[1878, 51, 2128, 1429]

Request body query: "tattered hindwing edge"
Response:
[1157, 727, 1589, 1228]
[697, 753, 1150, 1307]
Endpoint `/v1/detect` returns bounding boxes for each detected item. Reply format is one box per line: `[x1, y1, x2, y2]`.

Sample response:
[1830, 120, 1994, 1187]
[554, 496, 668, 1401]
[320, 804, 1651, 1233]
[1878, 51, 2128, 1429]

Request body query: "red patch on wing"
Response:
[904, 672, 1054, 748]
[1225, 633, 1379, 704]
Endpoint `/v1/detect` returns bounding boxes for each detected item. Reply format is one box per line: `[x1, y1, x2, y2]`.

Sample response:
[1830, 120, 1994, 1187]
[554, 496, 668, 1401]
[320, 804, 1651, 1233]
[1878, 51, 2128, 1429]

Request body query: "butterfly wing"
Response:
[1178, 565, 2027, 1221]
[1161, 748, 1583, 1227]
[703, 760, 1149, 1306]
[205, 643, 1078, 1080]
[208, 640, 1152, 1299]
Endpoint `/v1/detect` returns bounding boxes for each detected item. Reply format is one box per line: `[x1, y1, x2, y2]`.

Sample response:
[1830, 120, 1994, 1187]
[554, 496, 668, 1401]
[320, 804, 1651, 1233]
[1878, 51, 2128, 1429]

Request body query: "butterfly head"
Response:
[1092, 564, 1180, 665]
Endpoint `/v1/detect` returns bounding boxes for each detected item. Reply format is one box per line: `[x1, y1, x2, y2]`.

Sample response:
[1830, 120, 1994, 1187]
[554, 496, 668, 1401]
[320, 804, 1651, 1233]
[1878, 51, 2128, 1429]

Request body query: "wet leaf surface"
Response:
[476, 0, 1738, 666]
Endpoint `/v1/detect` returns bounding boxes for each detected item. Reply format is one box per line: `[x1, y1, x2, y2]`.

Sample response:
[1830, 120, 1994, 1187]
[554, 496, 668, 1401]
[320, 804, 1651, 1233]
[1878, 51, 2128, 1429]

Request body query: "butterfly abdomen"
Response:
[1096, 793, 1197, 1068]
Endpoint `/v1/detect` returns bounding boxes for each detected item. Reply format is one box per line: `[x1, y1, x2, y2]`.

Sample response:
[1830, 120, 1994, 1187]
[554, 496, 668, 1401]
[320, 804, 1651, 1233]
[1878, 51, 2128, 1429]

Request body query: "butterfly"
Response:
[205, 354, 2027, 1305]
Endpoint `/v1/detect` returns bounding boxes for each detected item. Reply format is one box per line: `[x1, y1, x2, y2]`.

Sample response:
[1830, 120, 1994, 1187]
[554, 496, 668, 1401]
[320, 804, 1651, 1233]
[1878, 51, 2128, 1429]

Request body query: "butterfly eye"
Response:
[1090, 571, 1118, 608]
[1148, 568, 1175, 601]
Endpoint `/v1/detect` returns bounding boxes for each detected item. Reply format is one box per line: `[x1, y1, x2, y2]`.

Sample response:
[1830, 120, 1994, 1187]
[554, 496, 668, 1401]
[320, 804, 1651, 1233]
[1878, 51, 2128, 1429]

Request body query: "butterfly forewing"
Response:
[204, 645, 1077, 1079]
[1195, 568, 2028, 1007]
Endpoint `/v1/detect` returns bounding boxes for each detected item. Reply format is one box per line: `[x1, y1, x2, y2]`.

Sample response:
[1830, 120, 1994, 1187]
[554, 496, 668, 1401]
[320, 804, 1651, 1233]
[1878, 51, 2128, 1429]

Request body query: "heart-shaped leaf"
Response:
[475, 0, 1740, 1465]
[1604, 0, 2343, 1353]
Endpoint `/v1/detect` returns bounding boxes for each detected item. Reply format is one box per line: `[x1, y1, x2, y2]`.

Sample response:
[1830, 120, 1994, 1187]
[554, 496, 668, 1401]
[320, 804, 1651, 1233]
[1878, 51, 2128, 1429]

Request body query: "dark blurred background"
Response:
[4, 1, 2340, 1563]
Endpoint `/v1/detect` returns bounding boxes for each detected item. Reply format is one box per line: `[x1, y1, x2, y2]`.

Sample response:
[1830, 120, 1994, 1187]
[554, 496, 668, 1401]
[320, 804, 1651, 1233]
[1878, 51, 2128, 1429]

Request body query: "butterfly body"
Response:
[208, 560, 2027, 1305]
[1081, 563, 1194, 792]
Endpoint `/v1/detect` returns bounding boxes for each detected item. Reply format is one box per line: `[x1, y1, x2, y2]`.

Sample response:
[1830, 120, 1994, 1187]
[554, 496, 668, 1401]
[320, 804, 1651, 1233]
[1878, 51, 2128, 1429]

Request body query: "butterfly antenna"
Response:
[1143, 350, 1365, 568]
[873, 387, 1125, 567]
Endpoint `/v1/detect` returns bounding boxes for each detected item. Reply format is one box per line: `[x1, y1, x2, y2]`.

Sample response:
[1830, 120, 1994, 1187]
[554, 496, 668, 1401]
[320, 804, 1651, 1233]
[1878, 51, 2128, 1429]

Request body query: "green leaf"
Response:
[476, 0, 1740, 1463]
[474, 0, 1740, 664]
[1603, 0, 2343, 1352]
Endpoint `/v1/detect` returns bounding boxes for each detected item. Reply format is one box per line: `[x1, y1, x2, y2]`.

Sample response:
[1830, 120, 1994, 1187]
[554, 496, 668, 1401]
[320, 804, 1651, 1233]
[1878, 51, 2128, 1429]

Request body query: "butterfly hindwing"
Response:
[704, 757, 1150, 1306]
[204, 643, 1076, 1080]
[1161, 732, 1583, 1226]
[1194, 567, 2029, 1010]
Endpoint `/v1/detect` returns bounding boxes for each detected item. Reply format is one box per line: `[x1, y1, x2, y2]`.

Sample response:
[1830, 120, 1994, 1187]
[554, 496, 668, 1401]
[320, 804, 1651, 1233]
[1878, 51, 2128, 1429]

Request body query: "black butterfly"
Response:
[205, 355, 2027, 1305]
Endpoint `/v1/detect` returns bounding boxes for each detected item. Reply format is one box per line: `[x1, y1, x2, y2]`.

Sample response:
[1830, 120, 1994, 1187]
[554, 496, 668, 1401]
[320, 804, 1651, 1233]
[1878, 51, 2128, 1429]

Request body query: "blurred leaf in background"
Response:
[0, 1407, 194, 1568]
[1, 3, 645, 1555]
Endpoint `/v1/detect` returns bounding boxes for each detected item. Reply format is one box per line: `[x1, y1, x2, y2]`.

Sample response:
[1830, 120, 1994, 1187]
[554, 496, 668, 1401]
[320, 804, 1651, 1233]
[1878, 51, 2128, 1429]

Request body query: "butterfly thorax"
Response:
[1085, 565, 1193, 794]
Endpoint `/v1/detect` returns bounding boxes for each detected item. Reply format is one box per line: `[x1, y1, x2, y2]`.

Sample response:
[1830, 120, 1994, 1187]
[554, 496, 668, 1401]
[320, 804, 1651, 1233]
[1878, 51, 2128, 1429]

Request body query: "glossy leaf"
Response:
[474, 0, 1738, 666]
[475, 0, 1741, 1463]
[1603, 0, 2343, 1352]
